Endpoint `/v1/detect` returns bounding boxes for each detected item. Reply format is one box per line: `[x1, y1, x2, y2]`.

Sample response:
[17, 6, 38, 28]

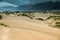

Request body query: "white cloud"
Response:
[0, 2, 18, 7]
[3, 0, 30, 5]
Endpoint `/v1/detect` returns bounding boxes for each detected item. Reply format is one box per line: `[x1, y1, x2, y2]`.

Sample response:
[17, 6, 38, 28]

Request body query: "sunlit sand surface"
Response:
[0, 16, 60, 40]
[1, 27, 9, 40]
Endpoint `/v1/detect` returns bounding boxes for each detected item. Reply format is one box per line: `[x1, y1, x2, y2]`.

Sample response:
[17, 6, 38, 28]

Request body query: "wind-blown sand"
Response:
[0, 16, 60, 40]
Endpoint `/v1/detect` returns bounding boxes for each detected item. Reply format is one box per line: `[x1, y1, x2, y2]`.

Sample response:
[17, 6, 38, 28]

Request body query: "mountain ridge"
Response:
[18, 1, 60, 11]
[0, 1, 60, 12]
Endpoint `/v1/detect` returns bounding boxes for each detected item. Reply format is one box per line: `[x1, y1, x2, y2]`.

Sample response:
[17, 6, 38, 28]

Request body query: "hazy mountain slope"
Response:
[0, 1, 60, 12]
[0, 6, 18, 12]
[18, 1, 60, 11]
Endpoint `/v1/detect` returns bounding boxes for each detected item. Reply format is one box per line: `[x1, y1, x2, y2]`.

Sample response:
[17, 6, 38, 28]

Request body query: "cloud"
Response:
[3, 0, 30, 5]
[0, 2, 18, 7]
[1, 0, 60, 6]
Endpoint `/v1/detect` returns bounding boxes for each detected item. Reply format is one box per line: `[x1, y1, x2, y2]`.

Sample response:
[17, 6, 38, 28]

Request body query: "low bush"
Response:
[17, 14, 21, 16]
[0, 23, 8, 27]
[0, 15, 2, 19]
[36, 18, 44, 21]
[56, 22, 60, 24]
[21, 14, 28, 16]
[46, 16, 53, 20]
[56, 25, 60, 28]
[21, 14, 33, 19]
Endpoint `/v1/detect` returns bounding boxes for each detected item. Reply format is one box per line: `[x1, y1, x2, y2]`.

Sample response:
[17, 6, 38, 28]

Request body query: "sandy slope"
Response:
[0, 17, 60, 40]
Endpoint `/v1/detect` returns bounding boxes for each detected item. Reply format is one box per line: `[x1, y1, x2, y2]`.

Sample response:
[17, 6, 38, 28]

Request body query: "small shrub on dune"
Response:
[21, 14, 33, 19]
[56, 22, 60, 24]
[36, 18, 44, 21]
[0, 15, 2, 19]
[0, 23, 9, 27]
[27, 16, 33, 19]
[56, 25, 60, 28]
[17, 14, 21, 16]
[46, 16, 53, 20]
[21, 14, 28, 16]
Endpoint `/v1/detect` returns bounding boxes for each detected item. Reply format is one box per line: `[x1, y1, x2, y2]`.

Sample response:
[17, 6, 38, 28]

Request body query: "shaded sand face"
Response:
[0, 17, 60, 40]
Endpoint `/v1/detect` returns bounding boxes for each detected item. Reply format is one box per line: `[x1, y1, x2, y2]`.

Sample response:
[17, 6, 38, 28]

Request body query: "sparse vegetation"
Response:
[21, 14, 33, 19]
[0, 11, 60, 29]
[56, 16, 60, 20]
[17, 14, 21, 16]
[56, 22, 60, 24]
[56, 25, 60, 28]
[46, 16, 53, 20]
[0, 15, 2, 19]
[53, 15, 60, 28]
[36, 18, 44, 21]
[46, 16, 57, 20]
[0, 23, 9, 27]
[21, 14, 28, 16]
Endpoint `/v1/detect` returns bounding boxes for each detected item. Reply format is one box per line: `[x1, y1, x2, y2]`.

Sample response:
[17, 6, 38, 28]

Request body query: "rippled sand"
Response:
[0, 16, 60, 40]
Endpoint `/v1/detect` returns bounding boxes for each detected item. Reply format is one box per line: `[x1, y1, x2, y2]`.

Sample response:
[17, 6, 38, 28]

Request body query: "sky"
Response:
[0, 0, 60, 7]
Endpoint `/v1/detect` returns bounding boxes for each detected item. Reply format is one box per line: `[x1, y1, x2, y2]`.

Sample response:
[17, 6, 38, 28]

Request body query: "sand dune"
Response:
[0, 17, 60, 40]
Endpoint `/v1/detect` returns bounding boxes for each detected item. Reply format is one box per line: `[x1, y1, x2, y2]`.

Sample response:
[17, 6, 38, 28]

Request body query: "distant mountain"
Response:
[0, 6, 18, 12]
[33, 1, 60, 11]
[18, 1, 60, 11]
[0, 1, 60, 12]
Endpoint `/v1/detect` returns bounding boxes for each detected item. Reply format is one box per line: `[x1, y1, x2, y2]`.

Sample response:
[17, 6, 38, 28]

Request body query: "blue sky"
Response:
[0, 0, 60, 7]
